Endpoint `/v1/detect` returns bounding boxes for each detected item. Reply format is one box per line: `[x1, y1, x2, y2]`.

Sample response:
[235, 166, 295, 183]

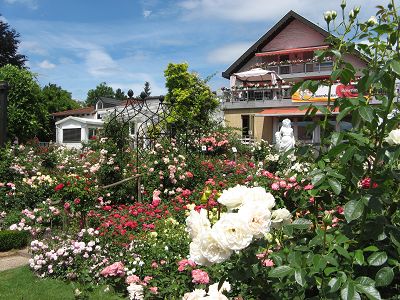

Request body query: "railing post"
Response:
[0, 81, 9, 148]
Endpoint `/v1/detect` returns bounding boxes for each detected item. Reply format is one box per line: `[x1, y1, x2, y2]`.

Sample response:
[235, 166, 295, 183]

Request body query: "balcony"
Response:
[221, 86, 292, 102]
[266, 61, 333, 77]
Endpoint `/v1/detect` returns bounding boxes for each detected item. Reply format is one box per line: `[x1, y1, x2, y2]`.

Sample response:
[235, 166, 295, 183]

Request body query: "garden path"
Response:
[0, 248, 29, 272]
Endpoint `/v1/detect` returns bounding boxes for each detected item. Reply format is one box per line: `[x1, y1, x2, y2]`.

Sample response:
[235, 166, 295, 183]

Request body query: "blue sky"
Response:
[0, 0, 394, 102]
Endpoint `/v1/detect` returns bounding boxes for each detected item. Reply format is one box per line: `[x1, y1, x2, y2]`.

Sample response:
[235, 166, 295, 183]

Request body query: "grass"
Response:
[0, 266, 124, 300]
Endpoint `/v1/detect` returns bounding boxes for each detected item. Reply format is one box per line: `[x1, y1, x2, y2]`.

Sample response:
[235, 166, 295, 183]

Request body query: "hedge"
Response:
[0, 230, 29, 252]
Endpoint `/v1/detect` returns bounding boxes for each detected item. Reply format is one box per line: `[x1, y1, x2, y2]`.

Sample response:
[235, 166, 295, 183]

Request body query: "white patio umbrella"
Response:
[231, 68, 282, 87]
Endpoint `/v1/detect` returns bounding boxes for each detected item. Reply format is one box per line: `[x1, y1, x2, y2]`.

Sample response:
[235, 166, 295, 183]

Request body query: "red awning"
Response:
[255, 45, 329, 57]
[256, 106, 339, 117]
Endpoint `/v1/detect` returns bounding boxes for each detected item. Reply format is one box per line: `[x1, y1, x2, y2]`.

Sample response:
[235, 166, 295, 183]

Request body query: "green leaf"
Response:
[295, 269, 306, 287]
[341, 146, 356, 164]
[344, 200, 364, 222]
[375, 267, 394, 287]
[312, 173, 325, 186]
[359, 106, 374, 123]
[355, 284, 382, 300]
[354, 250, 365, 265]
[367, 252, 388, 266]
[390, 60, 400, 76]
[337, 107, 353, 122]
[328, 178, 342, 195]
[334, 245, 350, 259]
[328, 277, 341, 293]
[269, 266, 293, 278]
[355, 276, 375, 286]
[363, 245, 379, 252]
[341, 282, 361, 300]
[291, 81, 304, 96]
[289, 218, 313, 229]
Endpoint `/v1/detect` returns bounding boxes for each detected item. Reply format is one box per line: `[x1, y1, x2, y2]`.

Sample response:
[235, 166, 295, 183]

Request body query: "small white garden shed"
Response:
[55, 116, 104, 148]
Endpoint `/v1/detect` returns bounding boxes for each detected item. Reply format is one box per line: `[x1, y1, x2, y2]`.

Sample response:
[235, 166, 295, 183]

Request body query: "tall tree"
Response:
[86, 82, 115, 106]
[164, 63, 219, 128]
[140, 81, 151, 99]
[41, 83, 81, 113]
[0, 64, 47, 141]
[0, 17, 27, 68]
[115, 88, 127, 100]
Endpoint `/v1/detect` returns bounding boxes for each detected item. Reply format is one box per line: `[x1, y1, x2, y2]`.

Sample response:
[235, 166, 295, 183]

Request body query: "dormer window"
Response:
[96, 101, 103, 110]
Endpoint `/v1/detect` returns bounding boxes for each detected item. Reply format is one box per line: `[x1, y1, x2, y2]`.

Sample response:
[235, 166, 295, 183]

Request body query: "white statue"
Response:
[275, 118, 295, 152]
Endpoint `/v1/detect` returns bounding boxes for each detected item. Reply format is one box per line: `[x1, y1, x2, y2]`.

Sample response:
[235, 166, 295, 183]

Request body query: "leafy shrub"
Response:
[0, 230, 29, 251]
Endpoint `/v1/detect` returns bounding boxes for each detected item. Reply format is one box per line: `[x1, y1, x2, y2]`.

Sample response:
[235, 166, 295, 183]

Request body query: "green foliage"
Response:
[0, 64, 47, 141]
[139, 81, 151, 99]
[86, 82, 115, 106]
[0, 17, 27, 68]
[114, 88, 127, 100]
[164, 63, 219, 130]
[0, 230, 28, 251]
[42, 83, 81, 114]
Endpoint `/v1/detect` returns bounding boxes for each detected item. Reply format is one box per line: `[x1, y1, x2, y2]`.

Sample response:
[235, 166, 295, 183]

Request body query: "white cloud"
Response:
[4, 0, 38, 9]
[20, 41, 47, 55]
[143, 10, 152, 18]
[38, 60, 56, 69]
[178, 0, 382, 22]
[0, 15, 8, 23]
[84, 49, 121, 77]
[208, 42, 252, 64]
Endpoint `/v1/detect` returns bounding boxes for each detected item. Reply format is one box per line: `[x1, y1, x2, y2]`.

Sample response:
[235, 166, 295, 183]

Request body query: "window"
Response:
[63, 128, 81, 143]
[129, 122, 136, 135]
[242, 115, 250, 137]
[88, 128, 97, 140]
[297, 121, 314, 141]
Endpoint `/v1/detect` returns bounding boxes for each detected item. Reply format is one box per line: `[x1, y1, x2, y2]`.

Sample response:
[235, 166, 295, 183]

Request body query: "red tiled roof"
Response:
[52, 106, 95, 117]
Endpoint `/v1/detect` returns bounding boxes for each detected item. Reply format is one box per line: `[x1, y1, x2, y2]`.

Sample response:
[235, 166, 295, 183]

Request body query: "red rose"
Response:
[54, 183, 64, 191]
[74, 198, 81, 204]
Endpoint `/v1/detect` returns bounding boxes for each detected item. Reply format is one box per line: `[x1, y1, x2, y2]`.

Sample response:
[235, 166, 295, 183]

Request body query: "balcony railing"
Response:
[266, 61, 333, 75]
[221, 87, 292, 102]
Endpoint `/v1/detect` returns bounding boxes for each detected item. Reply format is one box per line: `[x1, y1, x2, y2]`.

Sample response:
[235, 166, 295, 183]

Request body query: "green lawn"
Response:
[0, 266, 124, 300]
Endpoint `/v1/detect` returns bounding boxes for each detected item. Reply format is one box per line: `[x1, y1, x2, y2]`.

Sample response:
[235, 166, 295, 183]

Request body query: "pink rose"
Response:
[191, 269, 209, 284]
[262, 259, 274, 267]
[149, 287, 158, 294]
[64, 202, 70, 210]
[100, 261, 125, 277]
[271, 182, 280, 191]
[74, 198, 81, 205]
[126, 275, 141, 284]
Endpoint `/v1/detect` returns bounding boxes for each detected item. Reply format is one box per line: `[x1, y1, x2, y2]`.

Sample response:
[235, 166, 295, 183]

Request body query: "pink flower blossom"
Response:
[262, 259, 274, 267]
[126, 275, 141, 284]
[149, 287, 158, 294]
[151, 261, 159, 269]
[191, 269, 209, 284]
[100, 261, 125, 277]
[178, 259, 196, 272]
[271, 182, 280, 190]
[303, 184, 314, 190]
[64, 202, 70, 210]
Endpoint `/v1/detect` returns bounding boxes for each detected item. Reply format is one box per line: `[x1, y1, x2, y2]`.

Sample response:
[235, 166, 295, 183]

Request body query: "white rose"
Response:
[239, 204, 272, 238]
[385, 128, 400, 145]
[189, 238, 211, 266]
[212, 214, 253, 251]
[192, 230, 232, 265]
[185, 209, 211, 239]
[217, 185, 249, 211]
[127, 283, 144, 300]
[208, 281, 231, 294]
[245, 187, 276, 210]
[271, 208, 292, 229]
[204, 294, 228, 300]
[183, 289, 207, 300]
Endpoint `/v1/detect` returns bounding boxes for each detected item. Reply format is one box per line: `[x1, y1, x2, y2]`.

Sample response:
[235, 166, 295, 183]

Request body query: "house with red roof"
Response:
[220, 10, 367, 144]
